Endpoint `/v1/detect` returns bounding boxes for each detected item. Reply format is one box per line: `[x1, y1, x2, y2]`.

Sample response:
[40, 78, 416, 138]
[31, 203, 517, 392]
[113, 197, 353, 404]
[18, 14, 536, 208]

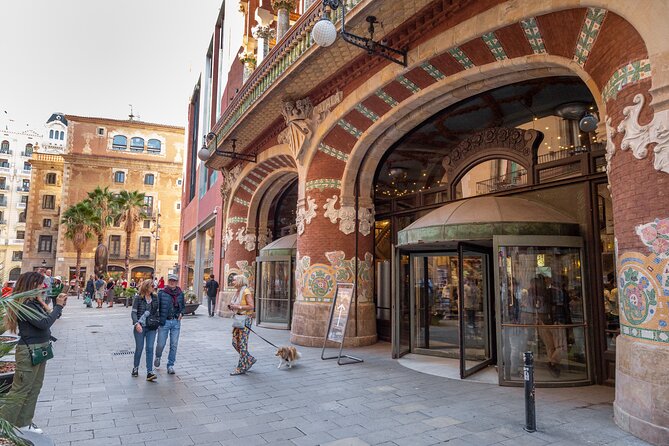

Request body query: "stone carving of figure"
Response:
[94, 244, 109, 277]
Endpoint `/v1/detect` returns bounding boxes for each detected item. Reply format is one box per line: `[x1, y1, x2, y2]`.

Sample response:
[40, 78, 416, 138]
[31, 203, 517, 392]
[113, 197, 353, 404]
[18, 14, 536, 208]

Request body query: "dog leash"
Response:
[248, 327, 279, 349]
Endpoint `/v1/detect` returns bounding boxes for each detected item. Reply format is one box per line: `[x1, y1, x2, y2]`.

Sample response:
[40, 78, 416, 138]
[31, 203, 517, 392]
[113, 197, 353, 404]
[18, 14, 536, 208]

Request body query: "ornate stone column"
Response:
[605, 78, 669, 444]
[272, 0, 296, 42]
[238, 50, 257, 84]
[252, 25, 275, 65]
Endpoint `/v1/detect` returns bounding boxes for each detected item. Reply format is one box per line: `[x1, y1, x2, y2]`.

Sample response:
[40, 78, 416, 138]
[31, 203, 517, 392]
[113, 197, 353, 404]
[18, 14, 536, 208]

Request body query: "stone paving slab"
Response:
[30, 301, 649, 445]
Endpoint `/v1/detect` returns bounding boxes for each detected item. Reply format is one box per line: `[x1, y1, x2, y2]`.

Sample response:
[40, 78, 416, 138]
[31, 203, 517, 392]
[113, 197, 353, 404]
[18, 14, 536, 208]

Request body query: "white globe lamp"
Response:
[197, 147, 211, 161]
[312, 18, 337, 47]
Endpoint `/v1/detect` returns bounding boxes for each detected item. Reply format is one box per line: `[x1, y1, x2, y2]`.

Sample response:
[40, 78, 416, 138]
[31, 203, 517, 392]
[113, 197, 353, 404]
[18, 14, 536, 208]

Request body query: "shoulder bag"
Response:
[23, 338, 54, 366]
[145, 298, 161, 330]
[231, 288, 249, 329]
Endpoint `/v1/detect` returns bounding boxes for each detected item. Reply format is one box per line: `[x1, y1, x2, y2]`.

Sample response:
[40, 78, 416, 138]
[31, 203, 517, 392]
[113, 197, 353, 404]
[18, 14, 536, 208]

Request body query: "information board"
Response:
[321, 283, 363, 365]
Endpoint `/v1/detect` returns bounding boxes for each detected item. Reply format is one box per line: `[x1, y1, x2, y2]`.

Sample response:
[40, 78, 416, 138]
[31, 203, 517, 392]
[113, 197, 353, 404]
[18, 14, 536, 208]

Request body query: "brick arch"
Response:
[246, 169, 298, 241]
[301, 7, 649, 206]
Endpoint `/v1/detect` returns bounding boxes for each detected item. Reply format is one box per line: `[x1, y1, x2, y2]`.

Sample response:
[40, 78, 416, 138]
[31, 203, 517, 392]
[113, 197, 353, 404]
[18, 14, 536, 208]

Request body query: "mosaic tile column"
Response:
[272, 0, 296, 42]
[291, 187, 377, 347]
[607, 78, 669, 444]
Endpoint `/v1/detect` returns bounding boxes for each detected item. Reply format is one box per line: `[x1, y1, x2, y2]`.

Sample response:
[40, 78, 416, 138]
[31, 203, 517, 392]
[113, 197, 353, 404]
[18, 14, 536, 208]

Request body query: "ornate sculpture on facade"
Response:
[278, 92, 343, 162]
[615, 94, 669, 174]
[236, 226, 257, 251]
[220, 164, 243, 206]
[323, 195, 373, 236]
[295, 196, 317, 235]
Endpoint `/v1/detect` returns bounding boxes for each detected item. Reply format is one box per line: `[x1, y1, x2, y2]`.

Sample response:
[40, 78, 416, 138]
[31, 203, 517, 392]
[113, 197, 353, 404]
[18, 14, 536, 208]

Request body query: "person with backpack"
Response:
[84, 275, 95, 308]
[94, 275, 106, 308]
[131, 279, 160, 381]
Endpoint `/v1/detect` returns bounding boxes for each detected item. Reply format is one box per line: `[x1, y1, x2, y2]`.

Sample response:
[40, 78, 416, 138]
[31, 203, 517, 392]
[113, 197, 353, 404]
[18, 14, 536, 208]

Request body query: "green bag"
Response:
[24, 340, 54, 366]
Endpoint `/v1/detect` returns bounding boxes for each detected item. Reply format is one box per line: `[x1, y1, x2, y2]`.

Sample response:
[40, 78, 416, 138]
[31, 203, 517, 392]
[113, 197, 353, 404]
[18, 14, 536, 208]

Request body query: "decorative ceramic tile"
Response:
[306, 178, 342, 191]
[256, 166, 270, 175]
[573, 8, 607, 66]
[239, 183, 254, 194]
[601, 59, 651, 102]
[520, 17, 547, 54]
[482, 32, 508, 61]
[233, 197, 250, 207]
[318, 142, 349, 161]
[421, 62, 445, 80]
[337, 119, 363, 138]
[244, 176, 259, 187]
[397, 75, 421, 93]
[354, 104, 380, 122]
[375, 89, 399, 107]
[228, 216, 248, 224]
[448, 47, 474, 69]
[636, 218, 669, 259]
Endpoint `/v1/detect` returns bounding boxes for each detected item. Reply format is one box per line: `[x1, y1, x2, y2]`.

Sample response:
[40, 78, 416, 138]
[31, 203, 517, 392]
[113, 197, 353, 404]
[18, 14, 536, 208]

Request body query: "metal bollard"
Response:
[524, 351, 536, 432]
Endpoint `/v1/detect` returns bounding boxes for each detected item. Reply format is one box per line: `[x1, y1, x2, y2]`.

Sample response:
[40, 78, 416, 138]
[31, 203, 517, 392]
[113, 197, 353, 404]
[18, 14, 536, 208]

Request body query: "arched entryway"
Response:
[8, 268, 20, 281]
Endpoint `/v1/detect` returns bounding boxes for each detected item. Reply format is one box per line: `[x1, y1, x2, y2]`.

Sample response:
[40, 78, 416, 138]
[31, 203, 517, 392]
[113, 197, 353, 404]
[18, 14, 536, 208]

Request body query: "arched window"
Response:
[49, 130, 54, 139]
[112, 135, 127, 150]
[59, 131, 64, 140]
[130, 137, 145, 151]
[147, 139, 161, 154]
[144, 174, 155, 185]
[114, 171, 126, 183]
[0, 141, 8, 153]
[18, 211, 26, 223]
[24, 144, 33, 156]
[45, 173, 57, 184]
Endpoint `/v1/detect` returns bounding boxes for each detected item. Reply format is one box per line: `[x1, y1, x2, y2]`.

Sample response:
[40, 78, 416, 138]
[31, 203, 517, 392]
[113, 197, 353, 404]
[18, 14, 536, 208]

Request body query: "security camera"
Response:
[213, 208, 218, 215]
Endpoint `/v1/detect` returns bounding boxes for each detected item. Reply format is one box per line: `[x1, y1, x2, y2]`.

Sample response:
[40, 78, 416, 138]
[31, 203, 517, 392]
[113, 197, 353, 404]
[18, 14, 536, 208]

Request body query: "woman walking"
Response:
[48, 276, 64, 307]
[229, 275, 256, 376]
[85, 275, 95, 308]
[0, 272, 67, 434]
[131, 279, 160, 382]
[106, 277, 115, 308]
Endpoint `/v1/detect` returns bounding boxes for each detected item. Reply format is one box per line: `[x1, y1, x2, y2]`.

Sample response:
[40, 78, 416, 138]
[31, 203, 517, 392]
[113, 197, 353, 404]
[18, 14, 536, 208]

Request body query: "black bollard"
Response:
[523, 351, 536, 432]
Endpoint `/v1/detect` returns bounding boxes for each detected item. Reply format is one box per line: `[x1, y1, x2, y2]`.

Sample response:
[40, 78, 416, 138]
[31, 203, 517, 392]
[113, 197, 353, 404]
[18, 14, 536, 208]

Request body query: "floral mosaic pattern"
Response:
[294, 253, 310, 301]
[573, 8, 606, 67]
[305, 265, 336, 300]
[305, 179, 341, 191]
[636, 218, 669, 259]
[601, 59, 651, 102]
[482, 32, 508, 61]
[520, 17, 546, 54]
[619, 266, 657, 326]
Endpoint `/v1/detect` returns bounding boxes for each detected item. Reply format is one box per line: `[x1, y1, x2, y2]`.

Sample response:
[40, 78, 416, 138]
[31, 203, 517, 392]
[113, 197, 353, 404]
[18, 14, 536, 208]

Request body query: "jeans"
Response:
[155, 319, 180, 367]
[0, 343, 48, 427]
[207, 295, 217, 316]
[133, 328, 157, 372]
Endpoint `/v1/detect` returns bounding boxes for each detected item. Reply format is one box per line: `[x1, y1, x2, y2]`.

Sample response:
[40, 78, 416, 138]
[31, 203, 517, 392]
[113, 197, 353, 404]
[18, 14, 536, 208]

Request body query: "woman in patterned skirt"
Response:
[228, 275, 256, 375]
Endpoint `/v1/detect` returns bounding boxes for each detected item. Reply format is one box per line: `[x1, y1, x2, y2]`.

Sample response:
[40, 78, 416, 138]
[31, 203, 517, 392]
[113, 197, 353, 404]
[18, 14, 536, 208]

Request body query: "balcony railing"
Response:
[17, 202, 26, 209]
[0, 185, 8, 191]
[17, 186, 29, 192]
[0, 165, 10, 173]
[536, 146, 590, 164]
[9, 239, 24, 245]
[0, 150, 11, 155]
[20, 168, 32, 175]
[21, 151, 33, 157]
[0, 199, 7, 207]
[0, 220, 6, 225]
[476, 169, 528, 195]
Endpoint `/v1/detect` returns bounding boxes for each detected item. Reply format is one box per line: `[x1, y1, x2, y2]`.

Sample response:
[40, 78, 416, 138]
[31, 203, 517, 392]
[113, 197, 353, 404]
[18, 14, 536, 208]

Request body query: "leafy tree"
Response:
[115, 191, 147, 277]
[61, 201, 97, 297]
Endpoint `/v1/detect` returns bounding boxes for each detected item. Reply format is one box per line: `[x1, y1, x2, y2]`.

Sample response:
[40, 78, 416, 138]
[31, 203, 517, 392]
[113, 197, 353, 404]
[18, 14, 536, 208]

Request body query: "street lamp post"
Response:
[151, 204, 161, 279]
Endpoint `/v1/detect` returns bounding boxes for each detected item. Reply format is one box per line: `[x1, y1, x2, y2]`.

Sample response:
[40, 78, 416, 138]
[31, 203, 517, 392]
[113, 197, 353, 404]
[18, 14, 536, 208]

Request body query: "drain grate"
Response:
[112, 350, 135, 356]
[86, 325, 103, 328]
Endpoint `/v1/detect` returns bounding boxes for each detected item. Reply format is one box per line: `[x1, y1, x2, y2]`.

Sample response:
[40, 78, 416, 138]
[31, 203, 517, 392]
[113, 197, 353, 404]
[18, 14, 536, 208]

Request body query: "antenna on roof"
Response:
[128, 104, 140, 121]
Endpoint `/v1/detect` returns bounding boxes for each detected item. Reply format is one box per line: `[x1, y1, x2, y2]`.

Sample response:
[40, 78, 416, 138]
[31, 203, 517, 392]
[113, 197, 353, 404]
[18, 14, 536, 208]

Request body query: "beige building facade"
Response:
[22, 114, 185, 284]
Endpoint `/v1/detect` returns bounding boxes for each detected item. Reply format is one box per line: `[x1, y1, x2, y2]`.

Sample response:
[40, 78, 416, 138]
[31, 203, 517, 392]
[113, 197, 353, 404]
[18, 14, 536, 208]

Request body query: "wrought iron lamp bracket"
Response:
[322, 0, 407, 67]
[205, 132, 257, 163]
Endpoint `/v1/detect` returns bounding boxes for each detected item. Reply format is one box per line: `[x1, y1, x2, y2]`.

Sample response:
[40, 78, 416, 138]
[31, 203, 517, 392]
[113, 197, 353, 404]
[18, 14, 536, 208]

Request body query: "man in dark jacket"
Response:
[154, 274, 185, 374]
[204, 274, 219, 317]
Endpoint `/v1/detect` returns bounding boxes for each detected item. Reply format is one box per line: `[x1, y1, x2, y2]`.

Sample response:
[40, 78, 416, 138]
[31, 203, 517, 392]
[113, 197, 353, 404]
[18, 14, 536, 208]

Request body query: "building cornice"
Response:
[62, 153, 183, 174]
[65, 115, 185, 133]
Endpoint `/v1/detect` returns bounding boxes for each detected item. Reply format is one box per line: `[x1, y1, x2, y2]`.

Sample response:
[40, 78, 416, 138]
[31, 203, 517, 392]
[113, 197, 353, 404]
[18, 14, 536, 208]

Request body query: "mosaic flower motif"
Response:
[635, 218, 669, 259]
[306, 265, 335, 299]
[620, 266, 657, 326]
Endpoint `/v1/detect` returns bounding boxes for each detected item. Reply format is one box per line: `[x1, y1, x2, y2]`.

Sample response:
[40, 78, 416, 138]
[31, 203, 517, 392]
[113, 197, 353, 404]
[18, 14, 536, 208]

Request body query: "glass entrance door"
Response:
[255, 256, 293, 328]
[458, 243, 494, 377]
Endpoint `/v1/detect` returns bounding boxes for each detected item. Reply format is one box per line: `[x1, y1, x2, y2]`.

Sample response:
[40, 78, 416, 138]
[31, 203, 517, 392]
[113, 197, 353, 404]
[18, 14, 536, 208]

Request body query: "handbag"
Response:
[145, 299, 161, 330]
[23, 339, 54, 366]
[232, 313, 247, 329]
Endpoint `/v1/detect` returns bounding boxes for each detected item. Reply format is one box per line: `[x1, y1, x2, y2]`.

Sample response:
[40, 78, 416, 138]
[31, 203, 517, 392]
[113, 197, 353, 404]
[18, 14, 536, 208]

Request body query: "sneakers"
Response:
[20, 423, 43, 434]
[167, 367, 175, 375]
[146, 372, 157, 382]
[154, 356, 161, 368]
[131, 367, 139, 377]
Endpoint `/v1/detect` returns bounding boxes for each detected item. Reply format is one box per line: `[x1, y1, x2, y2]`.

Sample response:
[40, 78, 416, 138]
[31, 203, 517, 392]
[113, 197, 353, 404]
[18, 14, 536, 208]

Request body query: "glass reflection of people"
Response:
[532, 275, 567, 378]
[463, 278, 479, 329]
[508, 278, 530, 377]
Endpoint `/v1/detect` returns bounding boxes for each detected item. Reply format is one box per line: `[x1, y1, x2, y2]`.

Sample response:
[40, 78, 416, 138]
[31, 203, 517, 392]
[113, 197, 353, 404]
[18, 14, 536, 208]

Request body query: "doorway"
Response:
[397, 243, 495, 378]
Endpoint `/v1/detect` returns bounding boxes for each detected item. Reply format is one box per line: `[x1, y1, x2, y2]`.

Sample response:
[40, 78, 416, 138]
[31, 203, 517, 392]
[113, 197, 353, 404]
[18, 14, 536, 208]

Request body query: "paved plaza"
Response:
[34, 300, 649, 446]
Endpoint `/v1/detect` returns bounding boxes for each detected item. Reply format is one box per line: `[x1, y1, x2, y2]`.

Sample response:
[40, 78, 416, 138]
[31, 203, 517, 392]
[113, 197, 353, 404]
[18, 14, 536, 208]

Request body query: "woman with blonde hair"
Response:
[228, 275, 256, 375]
[130, 279, 160, 381]
[0, 271, 67, 434]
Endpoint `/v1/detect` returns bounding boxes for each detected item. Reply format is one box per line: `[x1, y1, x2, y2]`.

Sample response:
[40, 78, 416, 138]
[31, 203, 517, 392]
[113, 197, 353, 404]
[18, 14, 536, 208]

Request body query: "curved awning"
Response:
[259, 233, 297, 257]
[397, 196, 579, 246]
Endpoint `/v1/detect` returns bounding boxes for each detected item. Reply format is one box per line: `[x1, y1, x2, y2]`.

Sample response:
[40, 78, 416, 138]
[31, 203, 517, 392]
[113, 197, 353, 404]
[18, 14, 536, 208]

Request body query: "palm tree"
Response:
[86, 186, 118, 245]
[61, 201, 97, 298]
[115, 191, 146, 278]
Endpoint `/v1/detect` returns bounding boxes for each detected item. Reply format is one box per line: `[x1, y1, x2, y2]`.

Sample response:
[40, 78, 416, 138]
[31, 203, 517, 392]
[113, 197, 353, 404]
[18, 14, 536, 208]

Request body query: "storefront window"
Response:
[598, 184, 618, 350]
[499, 245, 588, 383]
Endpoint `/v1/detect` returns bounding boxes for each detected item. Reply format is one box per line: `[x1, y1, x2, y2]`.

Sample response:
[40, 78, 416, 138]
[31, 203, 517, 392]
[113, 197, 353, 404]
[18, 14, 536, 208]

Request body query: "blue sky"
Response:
[1, 0, 221, 130]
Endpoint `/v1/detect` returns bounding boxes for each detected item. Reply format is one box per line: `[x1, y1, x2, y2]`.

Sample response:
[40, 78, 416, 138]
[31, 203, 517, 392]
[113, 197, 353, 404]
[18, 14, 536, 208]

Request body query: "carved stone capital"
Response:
[278, 92, 342, 162]
[252, 24, 275, 41]
[220, 164, 243, 204]
[271, 0, 297, 11]
[323, 194, 374, 236]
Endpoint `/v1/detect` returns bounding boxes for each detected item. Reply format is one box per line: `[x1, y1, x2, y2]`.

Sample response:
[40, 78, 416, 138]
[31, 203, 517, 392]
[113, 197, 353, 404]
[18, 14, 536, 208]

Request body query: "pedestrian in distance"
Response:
[131, 279, 160, 381]
[106, 277, 115, 308]
[204, 274, 219, 317]
[228, 274, 256, 376]
[157, 276, 165, 290]
[154, 274, 184, 375]
[0, 271, 68, 434]
[94, 275, 106, 308]
[43, 269, 53, 306]
[84, 275, 95, 308]
[48, 276, 63, 308]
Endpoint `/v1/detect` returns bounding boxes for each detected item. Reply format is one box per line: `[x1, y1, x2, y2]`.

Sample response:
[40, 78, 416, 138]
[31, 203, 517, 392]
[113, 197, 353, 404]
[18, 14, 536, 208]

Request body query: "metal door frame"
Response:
[255, 254, 293, 329]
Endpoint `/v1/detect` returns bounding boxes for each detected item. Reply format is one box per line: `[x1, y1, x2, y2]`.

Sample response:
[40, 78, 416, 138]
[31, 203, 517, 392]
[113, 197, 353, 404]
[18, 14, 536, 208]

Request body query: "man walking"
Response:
[204, 274, 219, 317]
[44, 269, 53, 306]
[154, 274, 185, 374]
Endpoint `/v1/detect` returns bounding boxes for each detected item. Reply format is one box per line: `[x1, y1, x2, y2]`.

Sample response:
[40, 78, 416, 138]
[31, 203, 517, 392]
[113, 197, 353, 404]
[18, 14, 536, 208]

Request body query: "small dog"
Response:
[275, 346, 301, 369]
